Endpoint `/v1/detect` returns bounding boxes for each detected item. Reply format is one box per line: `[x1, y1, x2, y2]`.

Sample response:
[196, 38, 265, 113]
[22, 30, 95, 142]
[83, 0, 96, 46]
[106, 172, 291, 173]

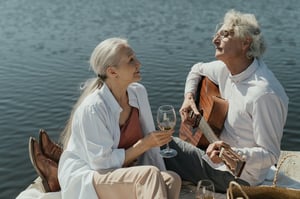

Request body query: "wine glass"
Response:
[157, 105, 177, 158]
[195, 179, 215, 199]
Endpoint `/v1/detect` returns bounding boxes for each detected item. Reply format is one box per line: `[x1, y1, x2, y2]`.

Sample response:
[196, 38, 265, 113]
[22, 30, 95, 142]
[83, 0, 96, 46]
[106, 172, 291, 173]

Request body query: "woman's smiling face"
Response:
[115, 45, 142, 84]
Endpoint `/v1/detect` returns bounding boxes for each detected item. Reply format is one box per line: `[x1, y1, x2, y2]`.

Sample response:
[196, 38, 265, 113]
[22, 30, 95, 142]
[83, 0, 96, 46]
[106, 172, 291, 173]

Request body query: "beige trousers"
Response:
[93, 165, 181, 199]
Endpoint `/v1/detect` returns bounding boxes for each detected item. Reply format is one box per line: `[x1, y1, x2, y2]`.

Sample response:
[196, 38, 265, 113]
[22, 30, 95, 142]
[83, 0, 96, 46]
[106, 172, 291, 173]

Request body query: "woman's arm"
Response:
[123, 130, 173, 167]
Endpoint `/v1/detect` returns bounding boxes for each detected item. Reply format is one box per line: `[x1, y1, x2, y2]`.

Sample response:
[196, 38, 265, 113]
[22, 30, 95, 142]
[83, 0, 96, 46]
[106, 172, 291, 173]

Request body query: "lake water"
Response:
[1, 0, 300, 198]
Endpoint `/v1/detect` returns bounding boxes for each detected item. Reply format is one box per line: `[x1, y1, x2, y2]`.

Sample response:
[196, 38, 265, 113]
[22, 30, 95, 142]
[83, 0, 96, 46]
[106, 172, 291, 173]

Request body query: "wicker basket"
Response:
[226, 154, 300, 199]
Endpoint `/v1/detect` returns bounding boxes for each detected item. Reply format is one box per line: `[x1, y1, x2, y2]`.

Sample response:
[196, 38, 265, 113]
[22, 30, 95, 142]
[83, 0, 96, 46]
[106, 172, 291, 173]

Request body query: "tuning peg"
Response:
[242, 155, 247, 160]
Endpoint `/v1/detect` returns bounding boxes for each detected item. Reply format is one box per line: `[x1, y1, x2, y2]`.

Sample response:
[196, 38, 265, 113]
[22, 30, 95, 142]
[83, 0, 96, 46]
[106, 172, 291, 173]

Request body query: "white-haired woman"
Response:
[165, 9, 288, 193]
[56, 38, 181, 198]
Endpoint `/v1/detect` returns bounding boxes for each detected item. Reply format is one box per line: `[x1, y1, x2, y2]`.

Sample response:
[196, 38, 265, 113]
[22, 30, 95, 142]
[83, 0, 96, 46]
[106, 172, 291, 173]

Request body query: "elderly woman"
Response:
[30, 38, 181, 199]
[164, 9, 288, 193]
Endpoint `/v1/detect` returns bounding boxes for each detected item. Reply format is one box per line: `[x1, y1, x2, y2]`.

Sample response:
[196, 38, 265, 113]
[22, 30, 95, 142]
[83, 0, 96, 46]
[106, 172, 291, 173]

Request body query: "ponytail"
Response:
[59, 37, 128, 148]
[59, 77, 102, 148]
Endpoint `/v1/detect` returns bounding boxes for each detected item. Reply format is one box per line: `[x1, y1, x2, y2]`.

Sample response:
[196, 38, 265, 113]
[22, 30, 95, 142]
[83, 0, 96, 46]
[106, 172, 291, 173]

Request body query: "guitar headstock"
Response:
[219, 147, 246, 178]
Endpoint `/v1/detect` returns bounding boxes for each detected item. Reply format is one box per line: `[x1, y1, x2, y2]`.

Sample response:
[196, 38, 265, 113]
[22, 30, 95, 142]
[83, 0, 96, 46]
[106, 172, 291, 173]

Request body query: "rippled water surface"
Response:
[1, 0, 300, 198]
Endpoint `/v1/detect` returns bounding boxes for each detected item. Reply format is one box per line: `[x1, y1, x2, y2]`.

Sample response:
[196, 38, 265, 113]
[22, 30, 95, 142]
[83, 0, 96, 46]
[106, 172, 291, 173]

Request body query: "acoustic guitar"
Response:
[179, 76, 228, 149]
[179, 77, 246, 177]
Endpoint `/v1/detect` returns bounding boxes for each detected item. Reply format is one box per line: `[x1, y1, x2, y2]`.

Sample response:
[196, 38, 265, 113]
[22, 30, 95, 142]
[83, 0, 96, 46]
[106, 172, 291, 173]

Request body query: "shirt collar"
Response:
[127, 84, 139, 108]
[100, 83, 122, 114]
[100, 83, 139, 113]
[229, 58, 259, 83]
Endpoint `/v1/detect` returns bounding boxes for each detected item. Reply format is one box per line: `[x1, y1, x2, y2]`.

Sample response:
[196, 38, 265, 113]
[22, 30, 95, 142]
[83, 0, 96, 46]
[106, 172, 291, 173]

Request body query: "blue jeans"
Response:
[163, 137, 249, 193]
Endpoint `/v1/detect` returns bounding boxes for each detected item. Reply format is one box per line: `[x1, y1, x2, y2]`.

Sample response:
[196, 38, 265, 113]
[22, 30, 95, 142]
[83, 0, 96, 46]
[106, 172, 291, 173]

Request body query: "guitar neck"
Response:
[197, 115, 220, 143]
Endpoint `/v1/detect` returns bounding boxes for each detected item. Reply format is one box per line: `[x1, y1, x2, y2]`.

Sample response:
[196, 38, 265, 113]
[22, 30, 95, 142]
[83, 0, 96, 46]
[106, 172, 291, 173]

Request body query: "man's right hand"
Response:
[179, 92, 200, 124]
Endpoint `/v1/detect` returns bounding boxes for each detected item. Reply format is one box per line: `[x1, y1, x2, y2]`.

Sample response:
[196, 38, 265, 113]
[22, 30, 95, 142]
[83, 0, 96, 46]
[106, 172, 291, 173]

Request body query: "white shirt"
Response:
[58, 82, 166, 199]
[185, 59, 289, 185]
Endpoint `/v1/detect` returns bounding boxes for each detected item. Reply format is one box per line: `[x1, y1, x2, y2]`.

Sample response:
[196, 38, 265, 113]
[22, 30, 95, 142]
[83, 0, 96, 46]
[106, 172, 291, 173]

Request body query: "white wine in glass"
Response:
[157, 105, 177, 158]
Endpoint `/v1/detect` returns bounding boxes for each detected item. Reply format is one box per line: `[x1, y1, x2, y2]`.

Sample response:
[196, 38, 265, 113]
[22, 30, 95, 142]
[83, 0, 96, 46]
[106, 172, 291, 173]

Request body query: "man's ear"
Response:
[242, 37, 252, 50]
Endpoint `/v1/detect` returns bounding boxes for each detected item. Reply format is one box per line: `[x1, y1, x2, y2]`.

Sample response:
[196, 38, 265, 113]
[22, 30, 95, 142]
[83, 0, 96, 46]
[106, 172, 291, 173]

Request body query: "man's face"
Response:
[212, 25, 244, 63]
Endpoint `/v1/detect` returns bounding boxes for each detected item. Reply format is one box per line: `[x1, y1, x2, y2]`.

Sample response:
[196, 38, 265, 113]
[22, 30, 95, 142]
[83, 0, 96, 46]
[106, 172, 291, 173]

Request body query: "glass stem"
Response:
[166, 143, 171, 151]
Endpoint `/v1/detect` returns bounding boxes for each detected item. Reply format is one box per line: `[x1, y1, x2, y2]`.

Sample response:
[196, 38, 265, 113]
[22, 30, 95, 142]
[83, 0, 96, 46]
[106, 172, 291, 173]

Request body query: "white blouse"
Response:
[58, 82, 166, 199]
[185, 59, 289, 185]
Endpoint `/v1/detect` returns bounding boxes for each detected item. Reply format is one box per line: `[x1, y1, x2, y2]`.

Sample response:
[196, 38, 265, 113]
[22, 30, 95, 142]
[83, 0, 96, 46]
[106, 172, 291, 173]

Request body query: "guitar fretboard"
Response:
[198, 115, 219, 143]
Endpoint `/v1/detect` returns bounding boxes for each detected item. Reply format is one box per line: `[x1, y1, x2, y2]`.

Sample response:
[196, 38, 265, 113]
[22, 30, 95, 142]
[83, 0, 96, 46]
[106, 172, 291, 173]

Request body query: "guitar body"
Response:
[179, 77, 229, 149]
[179, 77, 246, 177]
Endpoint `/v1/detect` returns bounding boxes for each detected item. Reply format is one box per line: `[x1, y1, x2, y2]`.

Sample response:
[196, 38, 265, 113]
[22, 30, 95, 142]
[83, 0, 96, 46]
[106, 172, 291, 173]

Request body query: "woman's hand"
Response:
[206, 141, 230, 164]
[179, 92, 199, 125]
[143, 130, 174, 149]
[123, 130, 174, 167]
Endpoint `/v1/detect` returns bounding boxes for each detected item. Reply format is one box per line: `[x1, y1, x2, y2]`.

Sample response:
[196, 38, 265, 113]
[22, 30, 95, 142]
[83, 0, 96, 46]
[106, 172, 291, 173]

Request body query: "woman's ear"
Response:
[106, 66, 118, 78]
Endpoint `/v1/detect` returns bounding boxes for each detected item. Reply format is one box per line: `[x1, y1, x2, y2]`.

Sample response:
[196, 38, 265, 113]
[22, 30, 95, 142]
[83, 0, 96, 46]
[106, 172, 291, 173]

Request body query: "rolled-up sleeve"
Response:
[73, 104, 125, 170]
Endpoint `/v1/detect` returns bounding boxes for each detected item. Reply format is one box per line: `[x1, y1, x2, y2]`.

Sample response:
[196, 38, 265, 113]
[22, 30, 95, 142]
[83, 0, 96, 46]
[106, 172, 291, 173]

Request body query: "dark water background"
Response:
[0, 0, 299, 198]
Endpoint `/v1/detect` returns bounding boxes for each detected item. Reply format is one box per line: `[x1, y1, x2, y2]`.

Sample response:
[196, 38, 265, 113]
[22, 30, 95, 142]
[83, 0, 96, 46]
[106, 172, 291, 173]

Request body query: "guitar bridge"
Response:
[219, 147, 246, 177]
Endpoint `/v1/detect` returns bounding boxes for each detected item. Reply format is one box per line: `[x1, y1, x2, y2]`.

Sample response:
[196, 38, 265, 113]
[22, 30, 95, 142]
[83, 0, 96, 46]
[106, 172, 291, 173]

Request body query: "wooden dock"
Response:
[17, 151, 300, 199]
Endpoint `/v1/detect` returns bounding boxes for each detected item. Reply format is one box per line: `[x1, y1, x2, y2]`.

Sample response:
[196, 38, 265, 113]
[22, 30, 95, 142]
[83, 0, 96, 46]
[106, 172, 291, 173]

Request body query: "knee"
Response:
[166, 171, 182, 188]
[140, 165, 160, 176]
[133, 166, 162, 185]
[170, 171, 181, 183]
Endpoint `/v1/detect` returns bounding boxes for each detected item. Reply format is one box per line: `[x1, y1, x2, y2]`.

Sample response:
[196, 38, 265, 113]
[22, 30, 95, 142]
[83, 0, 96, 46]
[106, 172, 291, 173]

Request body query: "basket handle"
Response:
[227, 181, 249, 199]
[273, 154, 299, 186]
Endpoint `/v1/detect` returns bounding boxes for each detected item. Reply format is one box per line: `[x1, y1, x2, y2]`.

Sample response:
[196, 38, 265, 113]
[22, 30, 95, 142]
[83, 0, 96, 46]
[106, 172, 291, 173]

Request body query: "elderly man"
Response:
[164, 9, 289, 193]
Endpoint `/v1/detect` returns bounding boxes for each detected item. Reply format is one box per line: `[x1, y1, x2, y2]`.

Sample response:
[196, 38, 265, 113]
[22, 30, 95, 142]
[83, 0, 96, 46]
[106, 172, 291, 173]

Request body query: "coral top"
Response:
[119, 107, 143, 149]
